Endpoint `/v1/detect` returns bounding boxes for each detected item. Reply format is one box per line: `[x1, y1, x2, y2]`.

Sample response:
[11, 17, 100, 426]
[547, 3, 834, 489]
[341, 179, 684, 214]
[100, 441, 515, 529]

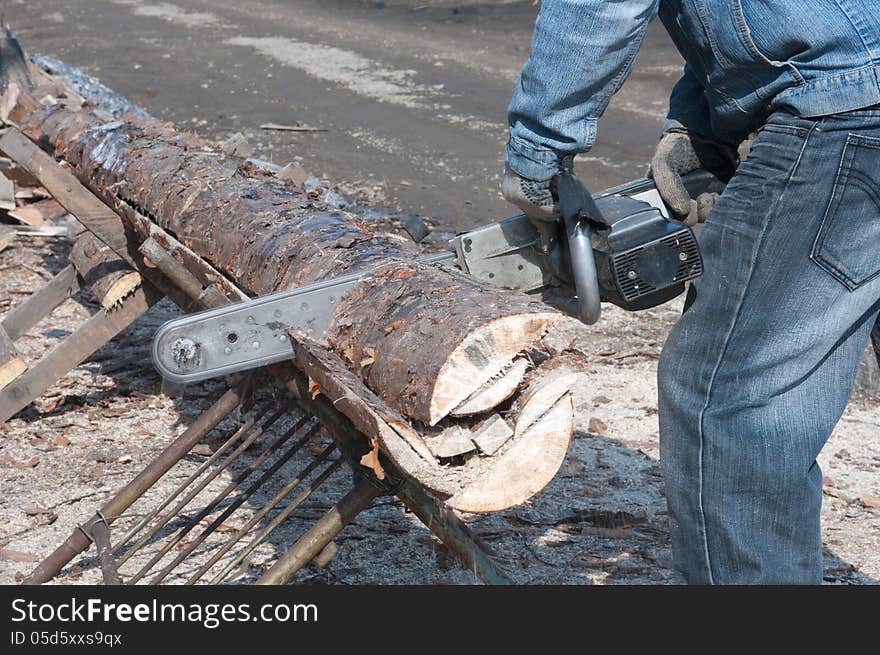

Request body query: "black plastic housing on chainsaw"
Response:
[589, 196, 703, 311]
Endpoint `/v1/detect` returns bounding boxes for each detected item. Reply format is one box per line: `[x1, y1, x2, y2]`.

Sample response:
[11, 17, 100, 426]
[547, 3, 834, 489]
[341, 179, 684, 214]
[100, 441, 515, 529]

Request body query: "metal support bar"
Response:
[256, 478, 381, 585]
[188, 447, 342, 585]
[115, 404, 290, 566]
[274, 363, 513, 584]
[146, 422, 318, 585]
[22, 384, 244, 584]
[130, 417, 315, 584]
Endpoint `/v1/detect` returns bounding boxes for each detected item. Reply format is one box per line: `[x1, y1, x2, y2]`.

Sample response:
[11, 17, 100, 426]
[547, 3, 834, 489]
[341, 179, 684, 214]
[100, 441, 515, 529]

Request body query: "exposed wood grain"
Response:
[0, 324, 26, 391]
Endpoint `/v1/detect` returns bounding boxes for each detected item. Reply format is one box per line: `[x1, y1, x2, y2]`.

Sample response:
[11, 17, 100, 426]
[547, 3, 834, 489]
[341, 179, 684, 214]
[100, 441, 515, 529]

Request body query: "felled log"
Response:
[69, 231, 142, 310]
[1, 36, 581, 511]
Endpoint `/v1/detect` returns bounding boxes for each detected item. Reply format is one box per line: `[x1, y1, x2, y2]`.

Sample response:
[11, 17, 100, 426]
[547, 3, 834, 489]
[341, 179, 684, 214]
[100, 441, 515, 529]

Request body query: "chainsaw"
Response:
[152, 171, 722, 384]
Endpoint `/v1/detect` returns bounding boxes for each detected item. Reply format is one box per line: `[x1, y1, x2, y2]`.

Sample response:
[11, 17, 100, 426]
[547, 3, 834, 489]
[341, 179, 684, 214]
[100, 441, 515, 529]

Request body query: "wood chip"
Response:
[859, 495, 880, 509]
[359, 435, 386, 480]
[426, 425, 476, 459]
[1, 455, 38, 469]
[0, 548, 41, 563]
[276, 162, 308, 187]
[6, 205, 44, 226]
[472, 414, 514, 455]
[588, 417, 607, 436]
[218, 132, 253, 158]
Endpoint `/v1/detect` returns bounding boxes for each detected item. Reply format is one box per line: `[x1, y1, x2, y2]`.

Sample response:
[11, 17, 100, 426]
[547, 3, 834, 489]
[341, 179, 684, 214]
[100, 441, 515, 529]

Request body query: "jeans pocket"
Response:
[810, 134, 880, 291]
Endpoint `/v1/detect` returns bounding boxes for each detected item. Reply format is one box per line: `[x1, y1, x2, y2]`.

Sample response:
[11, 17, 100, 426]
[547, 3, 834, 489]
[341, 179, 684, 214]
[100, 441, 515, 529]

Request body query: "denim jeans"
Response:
[658, 108, 880, 584]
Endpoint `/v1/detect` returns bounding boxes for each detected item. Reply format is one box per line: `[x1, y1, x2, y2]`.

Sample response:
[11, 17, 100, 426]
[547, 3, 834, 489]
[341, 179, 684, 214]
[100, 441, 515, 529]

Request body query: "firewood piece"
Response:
[446, 394, 573, 513]
[471, 414, 514, 456]
[426, 425, 477, 459]
[444, 357, 583, 513]
[69, 231, 142, 310]
[289, 331, 456, 495]
[450, 356, 529, 418]
[0, 325, 27, 391]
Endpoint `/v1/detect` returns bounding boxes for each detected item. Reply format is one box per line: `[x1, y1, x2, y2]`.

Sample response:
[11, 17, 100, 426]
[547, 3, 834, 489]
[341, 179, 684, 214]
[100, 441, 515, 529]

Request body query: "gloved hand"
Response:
[500, 163, 558, 222]
[649, 130, 738, 226]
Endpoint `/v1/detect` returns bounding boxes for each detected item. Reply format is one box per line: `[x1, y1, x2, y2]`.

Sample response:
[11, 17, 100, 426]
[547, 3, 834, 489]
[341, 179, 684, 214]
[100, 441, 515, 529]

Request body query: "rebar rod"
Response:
[23, 384, 243, 585]
[112, 403, 274, 552]
[116, 405, 294, 568]
[256, 478, 381, 585]
[208, 457, 343, 584]
[187, 446, 341, 585]
[147, 423, 323, 585]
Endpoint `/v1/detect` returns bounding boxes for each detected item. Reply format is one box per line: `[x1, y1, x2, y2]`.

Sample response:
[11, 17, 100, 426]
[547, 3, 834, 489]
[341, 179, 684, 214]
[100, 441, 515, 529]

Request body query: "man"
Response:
[502, 1, 880, 584]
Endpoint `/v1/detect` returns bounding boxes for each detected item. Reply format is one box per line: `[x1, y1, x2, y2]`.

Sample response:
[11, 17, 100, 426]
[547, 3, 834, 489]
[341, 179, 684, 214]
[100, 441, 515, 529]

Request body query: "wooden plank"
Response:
[0, 325, 27, 391]
[1, 264, 80, 341]
[0, 127, 135, 265]
[0, 282, 163, 423]
[0, 224, 15, 253]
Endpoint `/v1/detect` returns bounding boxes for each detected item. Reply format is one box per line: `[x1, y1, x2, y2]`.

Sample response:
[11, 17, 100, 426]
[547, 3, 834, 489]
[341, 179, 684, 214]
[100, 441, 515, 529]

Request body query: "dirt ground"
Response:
[1, 0, 878, 585]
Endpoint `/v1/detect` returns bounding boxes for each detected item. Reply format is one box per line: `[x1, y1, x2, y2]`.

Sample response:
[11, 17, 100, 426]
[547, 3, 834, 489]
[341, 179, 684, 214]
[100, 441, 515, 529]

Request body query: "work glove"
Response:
[649, 130, 738, 226]
[500, 163, 557, 223]
[500, 155, 575, 223]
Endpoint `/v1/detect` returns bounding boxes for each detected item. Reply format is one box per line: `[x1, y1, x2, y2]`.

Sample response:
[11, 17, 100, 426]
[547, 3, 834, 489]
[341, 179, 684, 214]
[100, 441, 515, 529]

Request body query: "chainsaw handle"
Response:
[554, 172, 602, 325]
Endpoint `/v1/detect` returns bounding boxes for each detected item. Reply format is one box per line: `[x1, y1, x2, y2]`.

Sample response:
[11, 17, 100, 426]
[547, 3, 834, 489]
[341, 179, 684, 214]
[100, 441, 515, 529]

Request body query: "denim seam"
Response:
[695, 120, 818, 584]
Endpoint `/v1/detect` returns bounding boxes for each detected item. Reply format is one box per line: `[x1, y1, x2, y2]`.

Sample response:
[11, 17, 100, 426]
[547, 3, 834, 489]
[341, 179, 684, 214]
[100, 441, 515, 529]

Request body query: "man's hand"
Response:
[500, 163, 557, 222]
[650, 131, 738, 226]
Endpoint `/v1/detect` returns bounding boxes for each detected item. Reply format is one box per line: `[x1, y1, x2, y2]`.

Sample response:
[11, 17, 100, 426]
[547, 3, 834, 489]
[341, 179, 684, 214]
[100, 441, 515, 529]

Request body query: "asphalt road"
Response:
[7, 0, 683, 231]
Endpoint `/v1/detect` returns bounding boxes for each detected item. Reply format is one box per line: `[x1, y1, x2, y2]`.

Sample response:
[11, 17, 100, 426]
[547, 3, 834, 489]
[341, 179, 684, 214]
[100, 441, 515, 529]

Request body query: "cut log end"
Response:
[449, 356, 529, 418]
[445, 392, 574, 513]
[0, 356, 27, 391]
[429, 313, 557, 426]
[98, 271, 142, 310]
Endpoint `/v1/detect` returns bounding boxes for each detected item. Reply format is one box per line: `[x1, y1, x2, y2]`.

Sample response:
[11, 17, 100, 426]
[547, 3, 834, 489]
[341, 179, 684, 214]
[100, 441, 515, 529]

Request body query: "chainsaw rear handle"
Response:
[554, 171, 604, 325]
